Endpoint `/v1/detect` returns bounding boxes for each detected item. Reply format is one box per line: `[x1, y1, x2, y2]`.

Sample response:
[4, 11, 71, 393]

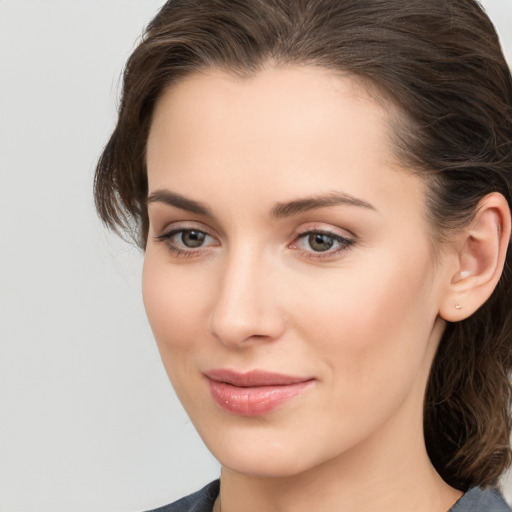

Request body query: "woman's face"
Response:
[143, 66, 453, 478]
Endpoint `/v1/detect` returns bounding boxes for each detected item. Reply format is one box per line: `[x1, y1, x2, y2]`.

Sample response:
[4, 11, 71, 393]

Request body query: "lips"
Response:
[204, 369, 314, 416]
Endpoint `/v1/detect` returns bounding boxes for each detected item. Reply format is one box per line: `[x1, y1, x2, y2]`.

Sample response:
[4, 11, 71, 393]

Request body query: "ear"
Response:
[439, 192, 511, 322]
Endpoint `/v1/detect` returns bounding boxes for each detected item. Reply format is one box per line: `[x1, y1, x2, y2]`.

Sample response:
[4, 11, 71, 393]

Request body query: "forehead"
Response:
[148, 66, 390, 142]
[146, 65, 426, 224]
[147, 66, 396, 172]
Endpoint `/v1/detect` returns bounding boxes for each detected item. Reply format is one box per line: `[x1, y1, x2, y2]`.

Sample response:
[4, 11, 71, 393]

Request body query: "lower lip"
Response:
[207, 379, 313, 416]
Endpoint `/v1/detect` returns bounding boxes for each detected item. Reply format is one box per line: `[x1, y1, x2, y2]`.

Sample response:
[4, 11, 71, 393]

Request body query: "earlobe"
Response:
[439, 192, 511, 322]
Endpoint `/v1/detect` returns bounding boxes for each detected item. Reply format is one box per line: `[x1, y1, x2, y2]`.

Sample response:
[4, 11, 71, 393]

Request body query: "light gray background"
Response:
[0, 1, 511, 511]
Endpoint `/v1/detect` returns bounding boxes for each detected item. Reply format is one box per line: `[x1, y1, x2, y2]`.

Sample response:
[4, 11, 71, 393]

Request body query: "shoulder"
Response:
[449, 486, 510, 512]
[142, 481, 510, 512]
[144, 480, 220, 512]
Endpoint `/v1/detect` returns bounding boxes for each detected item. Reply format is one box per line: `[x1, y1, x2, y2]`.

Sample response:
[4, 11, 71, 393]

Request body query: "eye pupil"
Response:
[181, 230, 205, 248]
[309, 233, 334, 252]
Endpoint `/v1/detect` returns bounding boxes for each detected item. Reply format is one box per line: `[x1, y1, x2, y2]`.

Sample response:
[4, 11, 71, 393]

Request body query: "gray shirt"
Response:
[146, 480, 511, 511]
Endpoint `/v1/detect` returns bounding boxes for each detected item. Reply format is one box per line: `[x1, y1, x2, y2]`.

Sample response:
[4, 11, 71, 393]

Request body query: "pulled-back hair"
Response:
[94, 0, 512, 491]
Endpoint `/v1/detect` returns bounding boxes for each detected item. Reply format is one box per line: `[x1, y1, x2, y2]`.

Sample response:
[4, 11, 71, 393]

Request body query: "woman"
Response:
[94, 0, 512, 510]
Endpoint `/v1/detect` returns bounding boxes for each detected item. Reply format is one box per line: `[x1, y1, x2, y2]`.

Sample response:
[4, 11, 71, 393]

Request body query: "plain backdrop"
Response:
[0, 1, 511, 511]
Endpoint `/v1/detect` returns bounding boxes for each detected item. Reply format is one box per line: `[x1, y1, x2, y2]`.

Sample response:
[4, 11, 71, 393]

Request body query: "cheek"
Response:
[293, 247, 439, 391]
[142, 253, 209, 357]
[142, 252, 218, 412]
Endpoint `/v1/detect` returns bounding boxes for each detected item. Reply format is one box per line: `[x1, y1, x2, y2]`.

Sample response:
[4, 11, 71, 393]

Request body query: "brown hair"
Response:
[94, 0, 512, 491]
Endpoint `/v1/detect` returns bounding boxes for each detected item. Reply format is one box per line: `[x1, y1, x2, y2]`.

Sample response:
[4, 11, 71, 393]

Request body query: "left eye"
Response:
[296, 231, 353, 253]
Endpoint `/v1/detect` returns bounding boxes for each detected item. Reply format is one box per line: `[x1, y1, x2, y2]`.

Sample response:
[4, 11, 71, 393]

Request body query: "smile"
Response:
[204, 369, 315, 417]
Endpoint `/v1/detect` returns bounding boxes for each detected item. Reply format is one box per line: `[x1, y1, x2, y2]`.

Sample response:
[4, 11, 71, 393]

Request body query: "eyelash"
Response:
[292, 230, 355, 260]
[155, 227, 217, 258]
[155, 227, 355, 260]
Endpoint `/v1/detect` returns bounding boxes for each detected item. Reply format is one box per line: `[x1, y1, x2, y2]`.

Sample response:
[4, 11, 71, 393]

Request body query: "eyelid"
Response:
[293, 222, 355, 241]
[156, 220, 216, 238]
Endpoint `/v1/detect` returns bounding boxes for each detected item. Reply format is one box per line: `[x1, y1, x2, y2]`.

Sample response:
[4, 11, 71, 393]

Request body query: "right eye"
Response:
[156, 228, 218, 256]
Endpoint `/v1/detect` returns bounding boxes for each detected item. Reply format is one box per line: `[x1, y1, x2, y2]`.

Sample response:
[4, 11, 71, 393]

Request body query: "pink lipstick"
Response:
[204, 369, 314, 416]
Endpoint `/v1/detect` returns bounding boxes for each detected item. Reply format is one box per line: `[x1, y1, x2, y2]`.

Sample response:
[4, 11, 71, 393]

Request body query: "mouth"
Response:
[204, 369, 315, 416]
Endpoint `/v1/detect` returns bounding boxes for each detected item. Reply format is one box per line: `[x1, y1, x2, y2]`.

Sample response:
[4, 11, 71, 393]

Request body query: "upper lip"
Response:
[204, 369, 314, 387]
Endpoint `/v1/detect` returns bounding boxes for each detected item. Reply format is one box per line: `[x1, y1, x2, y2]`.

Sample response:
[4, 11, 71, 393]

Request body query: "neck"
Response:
[218, 444, 460, 512]
[217, 392, 461, 512]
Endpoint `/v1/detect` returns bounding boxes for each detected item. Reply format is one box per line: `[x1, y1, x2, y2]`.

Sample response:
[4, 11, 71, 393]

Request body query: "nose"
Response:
[207, 247, 285, 348]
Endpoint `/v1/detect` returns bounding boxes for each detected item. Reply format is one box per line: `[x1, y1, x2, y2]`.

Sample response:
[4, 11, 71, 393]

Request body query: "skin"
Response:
[143, 65, 465, 512]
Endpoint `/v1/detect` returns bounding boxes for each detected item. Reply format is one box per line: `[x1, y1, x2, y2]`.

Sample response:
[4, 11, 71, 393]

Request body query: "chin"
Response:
[220, 453, 315, 479]
[201, 430, 333, 479]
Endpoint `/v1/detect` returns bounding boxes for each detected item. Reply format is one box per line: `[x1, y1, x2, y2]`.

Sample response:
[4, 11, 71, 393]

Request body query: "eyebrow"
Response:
[146, 189, 212, 216]
[146, 189, 375, 218]
[271, 192, 376, 218]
